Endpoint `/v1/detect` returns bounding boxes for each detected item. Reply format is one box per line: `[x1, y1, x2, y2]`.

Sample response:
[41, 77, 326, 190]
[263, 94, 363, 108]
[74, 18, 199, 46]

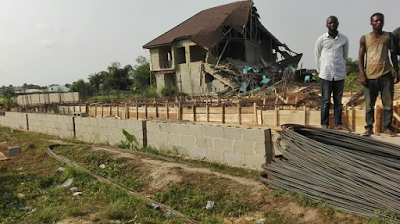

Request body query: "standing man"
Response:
[315, 16, 350, 130]
[359, 13, 399, 136]
[393, 27, 400, 56]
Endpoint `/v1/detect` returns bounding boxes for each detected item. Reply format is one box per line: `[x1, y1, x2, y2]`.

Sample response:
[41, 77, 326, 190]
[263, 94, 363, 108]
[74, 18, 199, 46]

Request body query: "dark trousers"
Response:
[364, 72, 394, 130]
[321, 78, 344, 127]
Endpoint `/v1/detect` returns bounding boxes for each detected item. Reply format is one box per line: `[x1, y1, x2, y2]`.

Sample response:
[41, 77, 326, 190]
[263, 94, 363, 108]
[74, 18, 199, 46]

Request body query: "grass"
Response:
[0, 125, 383, 224]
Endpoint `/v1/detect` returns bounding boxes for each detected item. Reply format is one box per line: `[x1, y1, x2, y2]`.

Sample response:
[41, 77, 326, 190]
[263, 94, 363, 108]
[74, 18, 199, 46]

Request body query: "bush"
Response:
[160, 87, 176, 97]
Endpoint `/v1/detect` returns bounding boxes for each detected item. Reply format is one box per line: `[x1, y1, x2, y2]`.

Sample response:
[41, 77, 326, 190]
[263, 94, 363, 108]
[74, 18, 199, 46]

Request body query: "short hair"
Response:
[371, 13, 384, 21]
[326, 15, 338, 23]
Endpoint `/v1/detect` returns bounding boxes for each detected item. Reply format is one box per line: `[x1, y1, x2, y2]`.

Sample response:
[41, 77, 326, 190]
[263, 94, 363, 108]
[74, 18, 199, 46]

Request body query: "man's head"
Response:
[326, 16, 339, 32]
[370, 13, 384, 31]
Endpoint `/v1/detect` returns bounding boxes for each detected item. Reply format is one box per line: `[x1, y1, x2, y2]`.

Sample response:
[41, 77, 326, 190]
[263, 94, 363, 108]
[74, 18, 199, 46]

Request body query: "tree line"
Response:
[69, 56, 155, 100]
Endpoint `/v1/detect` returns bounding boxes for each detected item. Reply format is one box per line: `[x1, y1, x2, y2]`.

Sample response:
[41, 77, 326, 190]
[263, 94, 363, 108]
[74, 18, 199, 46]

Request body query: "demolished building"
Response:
[143, 0, 302, 96]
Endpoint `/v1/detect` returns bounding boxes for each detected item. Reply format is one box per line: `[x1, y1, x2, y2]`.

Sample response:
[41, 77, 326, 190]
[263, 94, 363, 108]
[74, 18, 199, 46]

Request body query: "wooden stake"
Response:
[166, 100, 169, 119]
[352, 104, 356, 131]
[237, 104, 241, 125]
[193, 104, 196, 122]
[275, 106, 279, 127]
[145, 104, 148, 119]
[136, 103, 139, 119]
[95, 105, 97, 117]
[222, 103, 225, 124]
[125, 103, 129, 119]
[254, 103, 258, 125]
[304, 105, 307, 125]
[206, 103, 209, 122]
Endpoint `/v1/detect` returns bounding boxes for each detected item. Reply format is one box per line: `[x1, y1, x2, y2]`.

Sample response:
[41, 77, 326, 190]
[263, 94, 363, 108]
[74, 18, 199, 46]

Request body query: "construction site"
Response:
[1, 0, 400, 223]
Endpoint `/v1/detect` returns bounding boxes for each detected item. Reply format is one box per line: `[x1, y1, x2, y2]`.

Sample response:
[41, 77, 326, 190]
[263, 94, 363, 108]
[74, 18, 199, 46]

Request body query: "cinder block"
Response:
[167, 135, 180, 147]
[188, 124, 204, 137]
[204, 125, 223, 139]
[244, 155, 265, 168]
[180, 135, 195, 148]
[205, 149, 224, 162]
[222, 127, 243, 140]
[195, 137, 213, 149]
[159, 122, 173, 134]
[106, 119, 118, 128]
[187, 146, 205, 159]
[172, 123, 188, 135]
[8, 146, 21, 156]
[243, 128, 266, 142]
[255, 143, 266, 156]
[213, 139, 233, 151]
[224, 152, 243, 166]
[233, 140, 255, 154]
[153, 133, 167, 147]
[146, 121, 159, 133]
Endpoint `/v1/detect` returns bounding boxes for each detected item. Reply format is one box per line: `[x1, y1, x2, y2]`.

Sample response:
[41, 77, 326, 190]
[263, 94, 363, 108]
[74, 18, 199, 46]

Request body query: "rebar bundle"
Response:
[261, 124, 400, 221]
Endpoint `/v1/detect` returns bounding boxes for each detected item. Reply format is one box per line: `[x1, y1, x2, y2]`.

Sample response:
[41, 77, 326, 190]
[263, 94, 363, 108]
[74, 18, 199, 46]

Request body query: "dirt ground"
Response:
[0, 129, 367, 224]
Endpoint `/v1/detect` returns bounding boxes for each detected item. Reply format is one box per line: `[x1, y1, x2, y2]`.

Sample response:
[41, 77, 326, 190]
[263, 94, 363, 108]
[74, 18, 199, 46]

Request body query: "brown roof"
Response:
[144, 0, 278, 49]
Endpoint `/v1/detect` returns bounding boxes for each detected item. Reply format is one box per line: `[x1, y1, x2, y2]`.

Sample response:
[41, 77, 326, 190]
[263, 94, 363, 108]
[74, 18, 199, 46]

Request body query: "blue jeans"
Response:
[321, 79, 344, 127]
[364, 72, 394, 130]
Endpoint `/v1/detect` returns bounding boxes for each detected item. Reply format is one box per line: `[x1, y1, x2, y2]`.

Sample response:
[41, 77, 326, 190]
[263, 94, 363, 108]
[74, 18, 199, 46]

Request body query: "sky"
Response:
[0, 0, 399, 87]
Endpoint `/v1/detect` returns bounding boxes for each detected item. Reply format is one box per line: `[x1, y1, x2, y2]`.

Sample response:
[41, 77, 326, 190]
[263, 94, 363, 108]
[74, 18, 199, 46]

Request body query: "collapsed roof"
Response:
[143, 0, 283, 50]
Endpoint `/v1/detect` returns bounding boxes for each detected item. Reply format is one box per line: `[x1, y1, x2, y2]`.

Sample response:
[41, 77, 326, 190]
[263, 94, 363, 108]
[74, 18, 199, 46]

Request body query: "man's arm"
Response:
[359, 36, 367, 86]
[391, 52, 399, 84]
[314, 37, 322, 72]
[343, 37, 349, 60]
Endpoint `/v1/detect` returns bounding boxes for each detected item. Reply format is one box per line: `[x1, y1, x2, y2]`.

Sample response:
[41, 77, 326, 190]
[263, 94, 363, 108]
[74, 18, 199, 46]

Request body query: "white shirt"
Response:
[314, 32, 349, 81]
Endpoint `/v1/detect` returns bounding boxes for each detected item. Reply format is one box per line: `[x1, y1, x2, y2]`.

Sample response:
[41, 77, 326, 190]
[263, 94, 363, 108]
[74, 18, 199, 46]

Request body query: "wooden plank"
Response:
[375, 106, 382, 133]
[238, 104, 241, 125]
[303, 105, 307, 125]
[206, 103, 209, 122]
[254, 103, 258, 125]
[222, 104, 225, 123]
[193, 105, 196, 122]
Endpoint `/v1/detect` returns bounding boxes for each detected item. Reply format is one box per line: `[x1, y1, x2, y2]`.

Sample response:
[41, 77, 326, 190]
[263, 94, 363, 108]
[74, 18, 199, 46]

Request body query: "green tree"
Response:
[88, 72, 104, 93]
[70, 79, 94, 100]
[3, 87, 16, 111]
[131, 56, 154, 92]
[345, 58, 362, 92]
[101, 62, 133, 96]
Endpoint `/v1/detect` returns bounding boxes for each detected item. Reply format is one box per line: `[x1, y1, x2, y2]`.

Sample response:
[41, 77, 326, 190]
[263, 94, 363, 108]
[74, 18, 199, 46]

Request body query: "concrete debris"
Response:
[58, 178, 74, 188]
[8, 146, 21, 156]
[73, 192, 82, 196]
[99, 164, 106, 169]
[205, 201, 214, 210]
[56, 167, 66, 173]
[17, 193, 25, 199]
[19, 206, 32, 211]
[70, 187, 78, 192]
[149, 202, 160, 210]
[256, 218, 266, 224]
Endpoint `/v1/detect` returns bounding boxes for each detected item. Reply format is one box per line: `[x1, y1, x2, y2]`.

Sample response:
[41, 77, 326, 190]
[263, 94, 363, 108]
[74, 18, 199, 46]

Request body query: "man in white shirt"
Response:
[315, 16, 349, 130]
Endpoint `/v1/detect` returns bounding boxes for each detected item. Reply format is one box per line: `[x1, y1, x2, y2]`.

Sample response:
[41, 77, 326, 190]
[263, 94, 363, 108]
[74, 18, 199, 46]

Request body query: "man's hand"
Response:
[360, 72, 367, 86]
[394, 71, 399, 84]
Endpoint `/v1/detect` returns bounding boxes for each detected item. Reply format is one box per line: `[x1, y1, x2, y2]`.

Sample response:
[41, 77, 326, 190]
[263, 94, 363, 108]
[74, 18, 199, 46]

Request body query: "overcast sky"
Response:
[0, 0, 399, 87]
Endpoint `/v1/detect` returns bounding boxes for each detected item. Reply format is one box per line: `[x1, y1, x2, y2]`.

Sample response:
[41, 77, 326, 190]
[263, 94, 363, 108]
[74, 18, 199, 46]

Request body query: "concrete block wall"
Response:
[28, 113, 74, 138]
[0, 112, 27, 130]
[74, 117, 146, 147]
[146, 120, 269, 169]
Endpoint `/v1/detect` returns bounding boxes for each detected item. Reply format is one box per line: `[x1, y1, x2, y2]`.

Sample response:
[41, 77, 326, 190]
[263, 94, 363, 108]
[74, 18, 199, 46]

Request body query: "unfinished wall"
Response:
[0, 112, 27, 130]
[28, 113, 74, 138]
[146, 120, 270, 169]
[74, 117, 146, 147]
[16, 93, 79, 106]
[245, 40, 262, 64]
[150, 48, 160, 71]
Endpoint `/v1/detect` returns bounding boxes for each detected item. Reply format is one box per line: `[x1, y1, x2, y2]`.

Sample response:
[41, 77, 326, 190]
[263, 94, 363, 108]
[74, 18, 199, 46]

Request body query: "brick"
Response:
[244, 155, 265, 168]
[195, 137, 213, 149]
[8, 146, 21, 156]
[188, 124, 204, 137]
[159, 122, 173, 134]
[187, 146, 205, 159]
[213, 139, 233, 151]
[172, 123, 188, 135]
[233, 140, 255, 154]
[203, 125, 223, 138]
[222, 127, 243, 140]
[205, 149, 224, 162]
[180, 135, 195, 148]
[167, 135, 181, 147]
[243, 128, 265, 142]
[224, 152, 242, 166]
[255, 143, 266, 156]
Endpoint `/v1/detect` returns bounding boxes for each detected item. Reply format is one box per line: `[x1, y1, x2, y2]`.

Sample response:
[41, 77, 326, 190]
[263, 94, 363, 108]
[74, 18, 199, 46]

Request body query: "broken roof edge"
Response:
[143, 0, 252, 50]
